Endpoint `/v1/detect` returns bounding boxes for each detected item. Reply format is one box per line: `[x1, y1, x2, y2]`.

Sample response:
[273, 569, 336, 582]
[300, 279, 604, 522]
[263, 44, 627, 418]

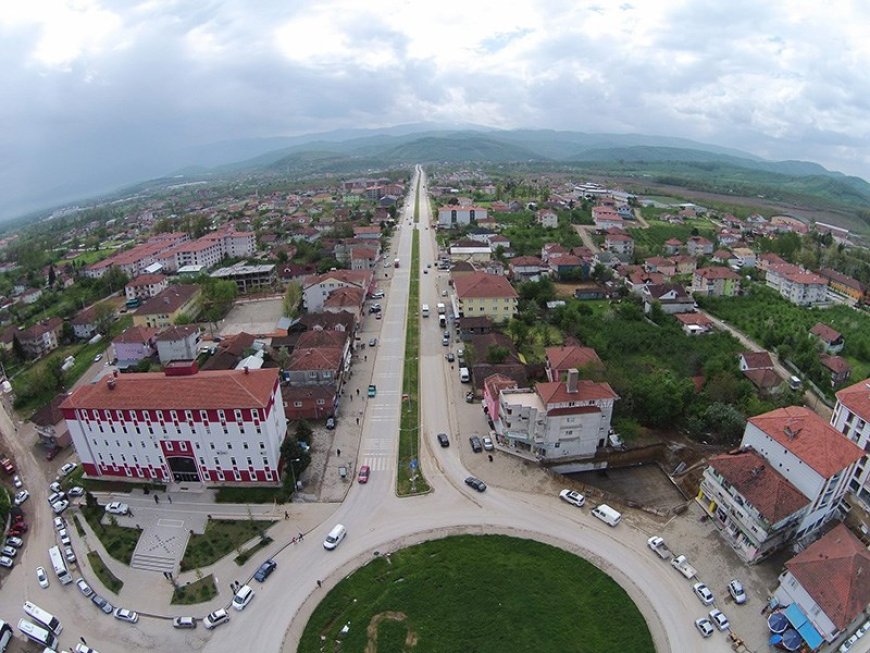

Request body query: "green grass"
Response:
[171, 573, 218, 605]
[299, 534, 654, 653]
[234, 536, 273, 566]
[180, 518, 275, 571]
[214, 485, 287, 504]
[628, 219, 717, 253]
[81, 507, 142, 565]
[87, 551, 124, 594]
[396, 189, 429, 496]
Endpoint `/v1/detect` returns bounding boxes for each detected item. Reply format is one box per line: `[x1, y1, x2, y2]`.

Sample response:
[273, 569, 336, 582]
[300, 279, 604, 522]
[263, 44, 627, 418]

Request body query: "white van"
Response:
[591, 504, 622, 527]
[323, 524, 347, 550]
[788, 375, 802, 390]
[459, 367, 470, 383]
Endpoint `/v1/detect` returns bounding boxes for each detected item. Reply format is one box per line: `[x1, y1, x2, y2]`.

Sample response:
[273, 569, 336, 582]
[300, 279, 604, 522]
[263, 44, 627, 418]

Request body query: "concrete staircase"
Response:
[130, 528, 190, 573]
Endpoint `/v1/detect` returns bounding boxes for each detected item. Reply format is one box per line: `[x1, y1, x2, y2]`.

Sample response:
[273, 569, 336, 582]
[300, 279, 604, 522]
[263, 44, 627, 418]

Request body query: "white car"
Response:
[77, 577, 94, 597]
[52, 499, 69, 514]
[12, 475, 22, 488]
[54, 516, 66, 531]
[105, 502, 129, 515]
[482, 436, 494, 451]
[59, 528, 71, 546]
[14, 490, 29, 505]
[114, 607, 139, 623]
[36, 566, 49, 588]
[728, 579, 747, 604]
[0, 556, 13, 568]
[559, 489, 586, 507]
[695, 617, 714, 638]
[59, 462, 78, 476]
[232, 584, 255, 610]
[203, 608, 229, 629]
[48, 491, 65, 505]
[841, 634, 860, 652]
[0, 546, 16, 558]
[693, 582, 715, 606]
[708, 608, 730, 631]
[64, 545, 76, 563]
[75, 644, 100, 653]
[5, 537, 23, 548]
[68, 486, 85, 497]
[49, 481, 63, 493]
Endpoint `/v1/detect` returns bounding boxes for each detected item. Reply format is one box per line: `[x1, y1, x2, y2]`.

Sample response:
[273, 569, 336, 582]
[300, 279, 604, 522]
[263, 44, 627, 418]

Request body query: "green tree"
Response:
[486, 346, 510, 364]
[92, 302, 116, 335]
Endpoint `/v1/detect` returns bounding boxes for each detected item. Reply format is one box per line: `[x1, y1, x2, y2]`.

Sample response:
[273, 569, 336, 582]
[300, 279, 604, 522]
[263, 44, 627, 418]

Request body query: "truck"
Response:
[670, 554, 697, 579]
[647, 536, 672, 560]
[436, 302, 446, 315]
[421, 304, 430, 317]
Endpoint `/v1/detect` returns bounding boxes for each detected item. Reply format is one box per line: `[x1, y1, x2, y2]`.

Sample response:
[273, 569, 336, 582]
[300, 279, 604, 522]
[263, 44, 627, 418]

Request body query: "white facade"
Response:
[831, 382, 870, 512]
[773, 573, 838, 642]
[155, 328, 201, 364]
[61, 369, 286, 485]
[438, 206, 487, 228]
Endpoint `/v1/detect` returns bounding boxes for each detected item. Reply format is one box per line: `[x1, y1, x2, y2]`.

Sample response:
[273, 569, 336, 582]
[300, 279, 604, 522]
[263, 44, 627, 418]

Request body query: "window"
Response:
[230, 457, 237, 466]
[209, 442, 215, 450]
[316, 399, 325, 405]
[180, 442, 187, 452]
[294, 401, 303, 408]
[247, 457, 253, 466]
[166, 442, 173, 451]
[234, 409, 242, 421]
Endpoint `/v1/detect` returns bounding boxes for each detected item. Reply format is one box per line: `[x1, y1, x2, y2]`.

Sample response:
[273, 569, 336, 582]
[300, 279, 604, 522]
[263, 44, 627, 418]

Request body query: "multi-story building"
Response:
[692, 266, 741, 297]
[437, 206, 487, 228]
[111, 326, 158, 370]
[779, 271, 829, 306]
[83, 233, 189, 280]
[125, 274, 169, 301]
[155, 325, 201, 364]
[133, 284, 202, 329]
[490, 369, 618, 461]
[17, 317, 63, 359]
[831, 379, 870, 513]
[210, 263, 276, 293]
[544, 346, 604, 382]
[453, 272, 518, 323]
[302, 270, 372, 314]
[60, 367, 286, 484]
[699, 407, 863, 549]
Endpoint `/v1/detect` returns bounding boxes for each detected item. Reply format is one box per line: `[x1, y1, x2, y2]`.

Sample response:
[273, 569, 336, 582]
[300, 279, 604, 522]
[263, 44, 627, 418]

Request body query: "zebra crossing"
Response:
[359, 452, 392, 471]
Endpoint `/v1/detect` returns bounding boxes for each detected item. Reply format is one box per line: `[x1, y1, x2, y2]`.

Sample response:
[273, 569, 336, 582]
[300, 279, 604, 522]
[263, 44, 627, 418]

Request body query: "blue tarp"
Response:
[769, 612, 789, 633]
[782, 629, 802, 651]
[784, 603, 824, 650]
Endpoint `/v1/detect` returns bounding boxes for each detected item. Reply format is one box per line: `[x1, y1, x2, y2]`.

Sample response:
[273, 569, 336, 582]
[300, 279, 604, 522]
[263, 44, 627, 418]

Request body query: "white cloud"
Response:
[0, 0, 868, 218]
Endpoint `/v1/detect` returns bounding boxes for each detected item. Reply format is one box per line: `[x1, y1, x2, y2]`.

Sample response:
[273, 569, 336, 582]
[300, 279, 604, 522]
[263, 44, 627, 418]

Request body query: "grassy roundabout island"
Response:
[300, 534, 654, 652]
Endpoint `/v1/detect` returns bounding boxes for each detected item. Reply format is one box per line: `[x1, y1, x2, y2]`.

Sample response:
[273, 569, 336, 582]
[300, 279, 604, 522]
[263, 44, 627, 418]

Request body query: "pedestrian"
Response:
[488, 454, 493, 462]
[317, 579, 322, 588]
[154, 494, 159, 504]
[291, 536, 297, 544]
[298, 532, 304, 541]
[356, 388, 360, 396]
[168, 495, 172, 504]
[364, 355, 367, 361]
[284, 510, 289, 519]
[81, 637, 88, 645]
[337, 448, 341, 456]
[356, 417, 359, 425]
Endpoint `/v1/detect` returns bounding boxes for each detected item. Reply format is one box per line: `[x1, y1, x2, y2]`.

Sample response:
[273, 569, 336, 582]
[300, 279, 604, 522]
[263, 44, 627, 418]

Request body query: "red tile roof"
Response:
[748, 406, 864, 477]
[820, 354, 850, 375]
[546, 346, 604, 373]
[454, 272, 518, 299]
[741, 351, 774, 370]
[785, 523, 870, 630]
[60, 369, 278, 411]
[113, 325, 159, 344]
[708, 449, 809, 523]
[155, 325, 199, 342]
[288, 347, 342, 371]
[674, 313, 713, 327]
[810, 322, 842, 343]
[696, 266, 741, 280]
[138, 284, 200, 315]
[743, 368, 783, 390]
[835, 379, 870, 420]
[536, 379, 618, 406]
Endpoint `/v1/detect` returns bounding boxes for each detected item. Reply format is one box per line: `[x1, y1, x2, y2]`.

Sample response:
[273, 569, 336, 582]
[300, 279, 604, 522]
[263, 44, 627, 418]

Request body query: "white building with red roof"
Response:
[773, 523, 870, 647]
[779, 270, 829, 306]
[545, 346, 604, 382]
[699, 449, 810, 563]
[491, 370, 618, 462]
[60, 368, 286, 484]
[125, 273, 168, 301]
[831, 378, 870, 514]
[741, 406, 863, 539]
[302, 269, 373, 313]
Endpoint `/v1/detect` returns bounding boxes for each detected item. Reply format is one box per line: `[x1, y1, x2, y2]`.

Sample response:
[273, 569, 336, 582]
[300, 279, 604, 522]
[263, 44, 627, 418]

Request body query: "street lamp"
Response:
[288, 458, 301, 494]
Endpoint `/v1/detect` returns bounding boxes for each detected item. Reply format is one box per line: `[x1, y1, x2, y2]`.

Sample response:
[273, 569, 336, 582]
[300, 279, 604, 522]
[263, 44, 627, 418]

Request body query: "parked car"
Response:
[0, 556, 13, 568]
[12, 475, 22, 488]
[68, 486, 85, 497]
[54, 516, 66, 531]
[59, 462, 78, 476]
[45, 446, 60, 461]
[358, 465, 370, 484]
[727, 579, 747, 604]
[482, 436, 494, 451]
[52, 499, 69, 514]
[708, 608, 729, 631]
[4, 537, 22, 549]
[254, 559, 277, 582]
[232, 584, 255, 611]
[693, 582, 715, 606]
[59, 528, 71, 546]
[77, 577, 94, 597]
[105, 502, 129, 515]
[47, 491, 65, 505]
[13, 490, 29, 505]
[369, 338, 377, 347]
[446, 352, 455, 362]
[75, 645, 100, 653]
[91, 594, 114, 614]
[559, 489, 586, 507]
[0, 546, 16, 558]
[368, 384, 377, 397]
[64, 545, 76, 563]
[436, 433, 449, 447]
[694, 617, 714, 638]
[173, 616, 196, 629]
[469, 436, 482, 453]
[464, 477, 486, 492]
[36, 566, 49, 588]
[326, 416, 336, 430]
[94, 354, 103, 362]
[49, 481, 62, 493]
[114, 607, 139, 623]
[204, 608, 230, 629]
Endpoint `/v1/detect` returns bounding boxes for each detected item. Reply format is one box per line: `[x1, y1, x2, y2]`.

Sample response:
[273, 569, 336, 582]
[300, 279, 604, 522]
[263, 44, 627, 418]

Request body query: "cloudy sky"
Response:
[2, 0, 869, 219]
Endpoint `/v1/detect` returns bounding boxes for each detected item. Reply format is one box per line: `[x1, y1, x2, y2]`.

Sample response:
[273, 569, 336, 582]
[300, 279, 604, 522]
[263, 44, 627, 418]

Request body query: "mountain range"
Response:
[6, 124, 870, 231]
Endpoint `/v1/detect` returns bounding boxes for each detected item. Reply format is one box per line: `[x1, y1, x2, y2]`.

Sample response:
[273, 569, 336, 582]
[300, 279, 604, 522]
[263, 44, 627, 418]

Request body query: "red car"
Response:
[358, 465, 370, 484]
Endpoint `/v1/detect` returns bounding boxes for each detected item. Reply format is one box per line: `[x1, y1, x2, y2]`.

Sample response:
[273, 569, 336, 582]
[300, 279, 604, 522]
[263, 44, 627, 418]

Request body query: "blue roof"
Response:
[784, 604, 824, 650]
